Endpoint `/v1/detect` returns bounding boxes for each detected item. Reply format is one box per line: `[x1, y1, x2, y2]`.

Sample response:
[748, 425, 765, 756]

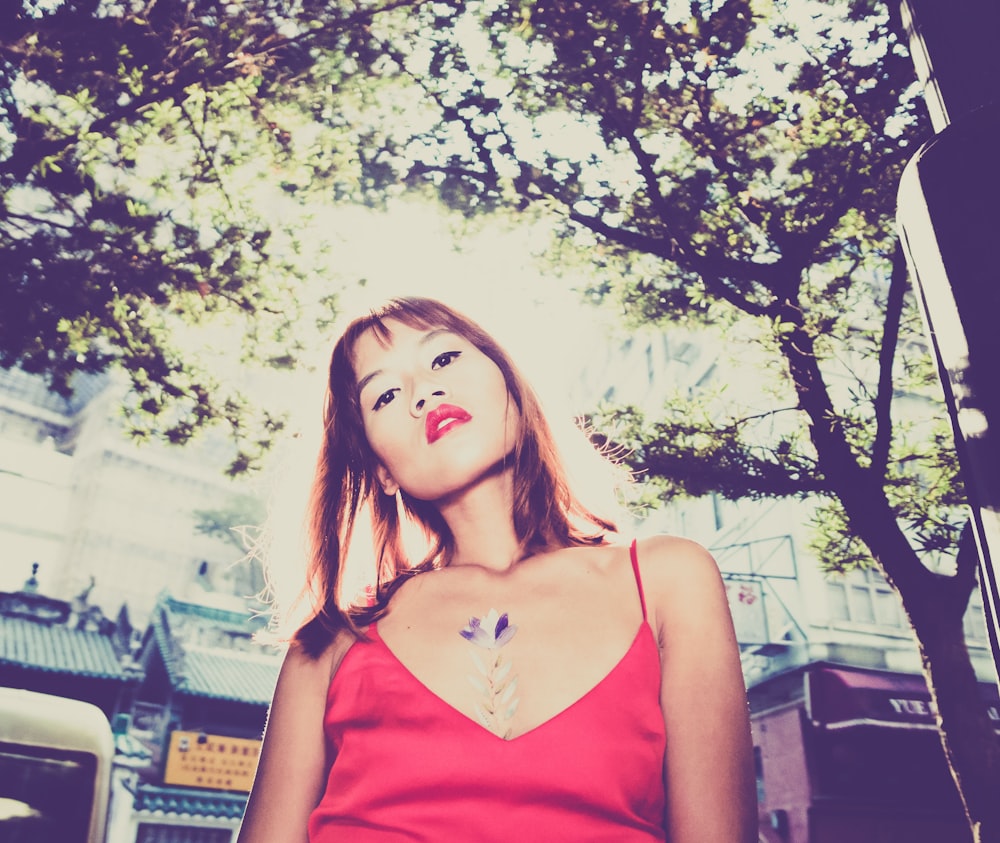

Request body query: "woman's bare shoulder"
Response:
[237, 627, 360, 843]
[281, 626, 361, 691]
[632, 534, 728, 627]
[633, 533, 719, 576]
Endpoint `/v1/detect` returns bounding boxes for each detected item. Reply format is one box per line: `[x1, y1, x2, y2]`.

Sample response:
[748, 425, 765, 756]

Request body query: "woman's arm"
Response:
[237, 632, 354, 843]
[637, 535, 758, 843]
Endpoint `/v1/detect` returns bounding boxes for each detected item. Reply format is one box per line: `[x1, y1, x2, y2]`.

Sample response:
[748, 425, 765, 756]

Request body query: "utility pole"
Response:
[897, 0, 1000, 675]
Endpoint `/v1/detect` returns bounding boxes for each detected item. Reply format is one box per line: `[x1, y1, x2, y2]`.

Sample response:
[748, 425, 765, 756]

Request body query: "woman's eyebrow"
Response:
[355, 329, 456, 399]
[356, 369, 382, 399]
[420, 328, 453, 346]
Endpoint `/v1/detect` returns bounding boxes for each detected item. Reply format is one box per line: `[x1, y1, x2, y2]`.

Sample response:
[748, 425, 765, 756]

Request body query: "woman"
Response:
[238, 297, 756, 842]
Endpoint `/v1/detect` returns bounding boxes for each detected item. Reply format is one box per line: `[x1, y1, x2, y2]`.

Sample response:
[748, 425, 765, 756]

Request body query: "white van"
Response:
[0, 687, 113, 843]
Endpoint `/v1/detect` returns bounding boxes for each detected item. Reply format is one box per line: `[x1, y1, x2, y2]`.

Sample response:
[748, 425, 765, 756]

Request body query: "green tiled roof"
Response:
[177, 647, 281, 705]
[0, 615, 128, 679]
[133, 784, 247, 820]
[114, 731, 154, 762]
[148, 596, 282, 704]
[150, 605, 185, 686]
[162, 594, 269, 634]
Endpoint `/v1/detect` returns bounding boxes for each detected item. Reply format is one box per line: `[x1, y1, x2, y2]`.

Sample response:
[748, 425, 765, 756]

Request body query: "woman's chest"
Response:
[367, 549, 653, 740]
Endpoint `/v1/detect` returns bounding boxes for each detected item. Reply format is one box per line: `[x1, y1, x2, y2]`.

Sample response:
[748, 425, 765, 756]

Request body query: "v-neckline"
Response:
[367, 621, 654, 743]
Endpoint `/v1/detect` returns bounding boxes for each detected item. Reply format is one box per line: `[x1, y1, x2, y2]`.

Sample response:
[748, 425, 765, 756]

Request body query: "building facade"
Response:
[0, 366, 264, 630]
[0, 568, 140, 718]
[107, 592, 282, 843]
[665, 491, 995, 843]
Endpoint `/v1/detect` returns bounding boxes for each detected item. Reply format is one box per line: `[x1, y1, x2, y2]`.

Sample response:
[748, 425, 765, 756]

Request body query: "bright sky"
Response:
[243, 196, 619, 453]
[323, 201, 609, 397]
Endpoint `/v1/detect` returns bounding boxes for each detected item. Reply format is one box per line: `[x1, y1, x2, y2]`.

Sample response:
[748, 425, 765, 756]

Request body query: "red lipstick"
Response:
[426, 404, 472, 444]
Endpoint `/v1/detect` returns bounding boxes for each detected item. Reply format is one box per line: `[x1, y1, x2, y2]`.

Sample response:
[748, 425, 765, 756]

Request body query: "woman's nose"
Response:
[411, 387, 446, 416]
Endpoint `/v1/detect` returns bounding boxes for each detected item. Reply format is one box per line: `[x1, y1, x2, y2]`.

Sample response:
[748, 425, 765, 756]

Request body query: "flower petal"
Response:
[494, 625, 517, 648]
[499, 681, 517, 705]
[470, 650, 488, 677]
[482, 608, 500, 634]
[459, 615, 482, 640]
[473, 628, 496, 648]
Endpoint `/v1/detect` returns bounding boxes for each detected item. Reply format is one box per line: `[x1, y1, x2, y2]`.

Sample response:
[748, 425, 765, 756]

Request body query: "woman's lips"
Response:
[426, 404, 472, 443]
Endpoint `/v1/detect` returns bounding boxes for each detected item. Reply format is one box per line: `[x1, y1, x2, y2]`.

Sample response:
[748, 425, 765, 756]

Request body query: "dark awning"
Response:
[806, 665, 1000, 731]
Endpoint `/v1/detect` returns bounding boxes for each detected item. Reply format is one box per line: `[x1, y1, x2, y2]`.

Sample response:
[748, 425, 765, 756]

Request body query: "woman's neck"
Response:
[436, 471, 521, 572]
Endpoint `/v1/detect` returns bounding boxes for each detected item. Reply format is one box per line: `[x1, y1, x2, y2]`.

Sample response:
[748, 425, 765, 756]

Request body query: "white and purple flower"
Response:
[459, 608, 517, 650]
[459, 608, 520, 739]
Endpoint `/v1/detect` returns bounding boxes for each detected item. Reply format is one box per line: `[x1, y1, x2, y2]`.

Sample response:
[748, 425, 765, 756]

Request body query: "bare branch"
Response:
[177, 96, 238, 214]
[871, 240, 908, 477]
[568, 207, 775, 318]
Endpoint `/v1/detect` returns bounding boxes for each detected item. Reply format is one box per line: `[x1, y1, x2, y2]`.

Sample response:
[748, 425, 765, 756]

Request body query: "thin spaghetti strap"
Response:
[629, 539, 648, 621]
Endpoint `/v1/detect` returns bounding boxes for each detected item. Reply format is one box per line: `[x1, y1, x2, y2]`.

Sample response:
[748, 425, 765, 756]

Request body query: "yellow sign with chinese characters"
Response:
[163, 730, 261, 792]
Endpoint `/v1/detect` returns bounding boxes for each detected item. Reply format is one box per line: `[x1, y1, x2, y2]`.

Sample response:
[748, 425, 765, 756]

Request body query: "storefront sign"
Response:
[725, 579, 768, 644]
[163, 730, 261, 792]
[806, 665, 1000, 731]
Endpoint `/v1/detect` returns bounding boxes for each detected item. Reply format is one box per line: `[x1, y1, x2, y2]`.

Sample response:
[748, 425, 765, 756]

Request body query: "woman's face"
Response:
[352, 319, 520, 502]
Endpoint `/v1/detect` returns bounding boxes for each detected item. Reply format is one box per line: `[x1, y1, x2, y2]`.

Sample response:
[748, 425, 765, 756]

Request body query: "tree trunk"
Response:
[851, 502, 1000, 843]
[902, 558, 1000, 843]
[782, 317, 1000, 842]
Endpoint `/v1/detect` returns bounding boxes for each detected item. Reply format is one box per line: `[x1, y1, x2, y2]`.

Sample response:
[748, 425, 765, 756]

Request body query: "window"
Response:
[827, 568, 907, 630]
[136, 825, 232, 843]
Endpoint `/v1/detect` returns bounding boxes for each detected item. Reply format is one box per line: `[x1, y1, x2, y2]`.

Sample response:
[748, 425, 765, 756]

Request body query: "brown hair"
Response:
[293, 297, 618, 656]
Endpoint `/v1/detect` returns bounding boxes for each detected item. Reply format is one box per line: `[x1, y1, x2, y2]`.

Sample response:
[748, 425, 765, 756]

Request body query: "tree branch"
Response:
[177, 96, 238, 214]
[568, 207, 775, 318]
[871, 240, 908, 478]
[2, 0, 431, 180]
[625, 7, 653, 133]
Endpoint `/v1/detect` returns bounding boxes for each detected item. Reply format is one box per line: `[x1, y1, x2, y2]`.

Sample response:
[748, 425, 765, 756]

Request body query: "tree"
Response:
[310, 0, 994, 837]
[0, 0, 424, 472]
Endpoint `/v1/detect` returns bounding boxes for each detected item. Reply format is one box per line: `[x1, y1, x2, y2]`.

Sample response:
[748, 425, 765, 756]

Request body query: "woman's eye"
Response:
[372, 389, 397, 411]
[432, 351, 461, 369]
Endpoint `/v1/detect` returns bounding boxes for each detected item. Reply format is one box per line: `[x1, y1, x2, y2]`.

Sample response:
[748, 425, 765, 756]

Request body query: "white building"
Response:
[0, 367, 264, 630]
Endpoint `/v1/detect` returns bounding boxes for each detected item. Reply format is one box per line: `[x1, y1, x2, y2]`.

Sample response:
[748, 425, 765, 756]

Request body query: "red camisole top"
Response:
[307, 541, 667, 841]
